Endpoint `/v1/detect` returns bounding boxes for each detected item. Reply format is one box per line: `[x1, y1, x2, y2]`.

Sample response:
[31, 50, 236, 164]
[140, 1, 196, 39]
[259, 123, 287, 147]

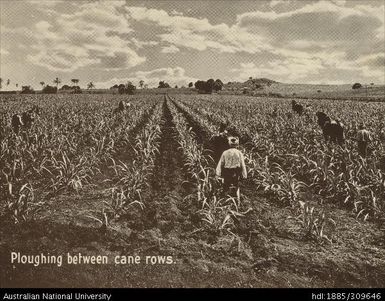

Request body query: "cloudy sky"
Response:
[0, 0, 384, 89]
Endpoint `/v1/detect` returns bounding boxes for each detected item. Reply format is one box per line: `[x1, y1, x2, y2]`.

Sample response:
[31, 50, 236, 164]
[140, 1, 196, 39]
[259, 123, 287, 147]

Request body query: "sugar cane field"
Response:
[1, 93, 385, 287]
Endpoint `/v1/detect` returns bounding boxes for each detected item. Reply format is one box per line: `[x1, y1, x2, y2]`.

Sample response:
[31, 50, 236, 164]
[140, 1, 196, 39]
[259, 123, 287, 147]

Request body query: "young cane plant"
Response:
[46, 152, 94, 194]
[103, 102, 162, 221]
[275, 166, 307, 207]
[199, 195, 251, 233]
[1, 181, 42, 224]
[291, 200, 336, 243]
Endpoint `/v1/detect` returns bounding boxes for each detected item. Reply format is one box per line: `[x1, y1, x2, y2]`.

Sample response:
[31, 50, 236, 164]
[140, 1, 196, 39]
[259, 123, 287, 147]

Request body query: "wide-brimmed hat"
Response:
[228, 136, 239, 147]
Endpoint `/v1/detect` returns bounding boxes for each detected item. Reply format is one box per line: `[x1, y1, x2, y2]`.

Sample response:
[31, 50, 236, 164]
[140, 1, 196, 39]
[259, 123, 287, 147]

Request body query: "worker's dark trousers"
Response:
[222, 167, 241, 197]
[358, 141, 368, 157]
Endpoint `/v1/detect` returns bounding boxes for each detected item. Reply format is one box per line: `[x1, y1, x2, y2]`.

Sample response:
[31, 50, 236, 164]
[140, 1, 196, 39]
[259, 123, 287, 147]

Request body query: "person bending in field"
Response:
[356, 123, 372, 158]
[216, 136, 247, 201]
[210, 123, 229, 164]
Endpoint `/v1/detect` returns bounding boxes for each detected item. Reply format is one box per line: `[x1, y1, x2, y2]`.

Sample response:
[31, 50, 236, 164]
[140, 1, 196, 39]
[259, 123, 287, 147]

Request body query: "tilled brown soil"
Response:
[1, 97, 385, 288]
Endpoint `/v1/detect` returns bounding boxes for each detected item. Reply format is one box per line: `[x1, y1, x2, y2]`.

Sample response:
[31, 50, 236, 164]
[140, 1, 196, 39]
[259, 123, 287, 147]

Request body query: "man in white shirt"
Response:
[216, 136, 247, 200]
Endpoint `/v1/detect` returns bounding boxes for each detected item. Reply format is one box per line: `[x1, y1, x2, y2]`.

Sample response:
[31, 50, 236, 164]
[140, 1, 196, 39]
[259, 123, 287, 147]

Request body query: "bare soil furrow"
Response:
[145, 96, 192, 233]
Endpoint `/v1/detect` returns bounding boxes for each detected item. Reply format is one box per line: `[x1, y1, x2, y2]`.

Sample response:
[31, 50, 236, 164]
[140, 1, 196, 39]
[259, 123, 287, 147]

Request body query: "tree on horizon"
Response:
[71, 79, 79, 86]
[53, 77, 61, 92]
[158, 81, 170, 88]
[87, 82, 95, 89]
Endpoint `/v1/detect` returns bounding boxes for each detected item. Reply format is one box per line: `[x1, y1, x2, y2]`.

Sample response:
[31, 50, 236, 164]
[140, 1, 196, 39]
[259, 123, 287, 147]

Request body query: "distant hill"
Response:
[225, 78, 278, 90]
[222, 78, 385, 101]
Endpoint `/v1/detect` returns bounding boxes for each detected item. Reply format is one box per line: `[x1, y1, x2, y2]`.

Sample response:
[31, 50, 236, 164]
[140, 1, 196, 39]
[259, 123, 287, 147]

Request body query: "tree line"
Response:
[0, 77, 223, 94]
[0, 78, 96, 94]
[1, 76, 374, 96]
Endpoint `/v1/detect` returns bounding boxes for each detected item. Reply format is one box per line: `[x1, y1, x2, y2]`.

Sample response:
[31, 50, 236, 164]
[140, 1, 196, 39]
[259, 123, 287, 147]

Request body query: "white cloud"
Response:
[161, 45, 180, 54]
[0, 48, 10, 56]
[269, 0, 287, 8]
[59, 1, 129, 34]
[125, 2, 383, 69]
[26, 1, 145, 72]
[237, 1, 384, 43]
[234, 48, 385, 84]
[356, 52, 385, 67]
[131, 38, 159, 49]
[355, 53, 385, 82]
[239, 1, 368, 22]
[330, 0, 346, 6]
[27, 50, 98, 73]
[124, 3, 385, 84]
[232, 57, 325, 83]
[232, 1, 384, 83]
[27, 0, 63, 7]
[126, 6, 267, 54]
[95, 67, 197, 88]
[170, 9, 184, 16]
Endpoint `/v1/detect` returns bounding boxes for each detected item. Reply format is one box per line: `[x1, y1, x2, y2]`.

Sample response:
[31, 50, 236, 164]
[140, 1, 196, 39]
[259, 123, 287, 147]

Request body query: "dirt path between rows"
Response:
[143, 96, 192, 233]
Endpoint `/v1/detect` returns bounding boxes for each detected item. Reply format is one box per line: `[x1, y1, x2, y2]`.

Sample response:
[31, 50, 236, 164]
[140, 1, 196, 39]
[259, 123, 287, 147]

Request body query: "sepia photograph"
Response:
[0, 0, 385, 291]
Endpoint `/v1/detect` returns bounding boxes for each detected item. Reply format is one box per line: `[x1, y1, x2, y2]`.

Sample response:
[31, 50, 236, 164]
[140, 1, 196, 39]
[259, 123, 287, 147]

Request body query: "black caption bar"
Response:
[0, 288, 384, 300]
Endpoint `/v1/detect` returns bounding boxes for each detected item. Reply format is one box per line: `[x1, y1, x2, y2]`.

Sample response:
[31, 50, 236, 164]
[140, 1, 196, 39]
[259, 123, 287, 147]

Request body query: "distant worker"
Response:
[380, 123, 385, 141]
[291, 100, 304, 116]
[210, 123, 229, 164]
[113, 100, 131, 115]
[271, 107, 278, 118]
[304, 104, 313, 117]
[11, 106, 40, 134]
[356, 123, 372, 157]
[216, 136, 247, 201]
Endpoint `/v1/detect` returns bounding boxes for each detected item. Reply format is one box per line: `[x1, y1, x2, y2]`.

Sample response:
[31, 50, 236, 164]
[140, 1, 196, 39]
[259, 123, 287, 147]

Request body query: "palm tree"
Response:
[87, 82, 95, 89]
[139, 80, 144, 89]
[53, 77, 61, 92]
[40, 81, 45, 89]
